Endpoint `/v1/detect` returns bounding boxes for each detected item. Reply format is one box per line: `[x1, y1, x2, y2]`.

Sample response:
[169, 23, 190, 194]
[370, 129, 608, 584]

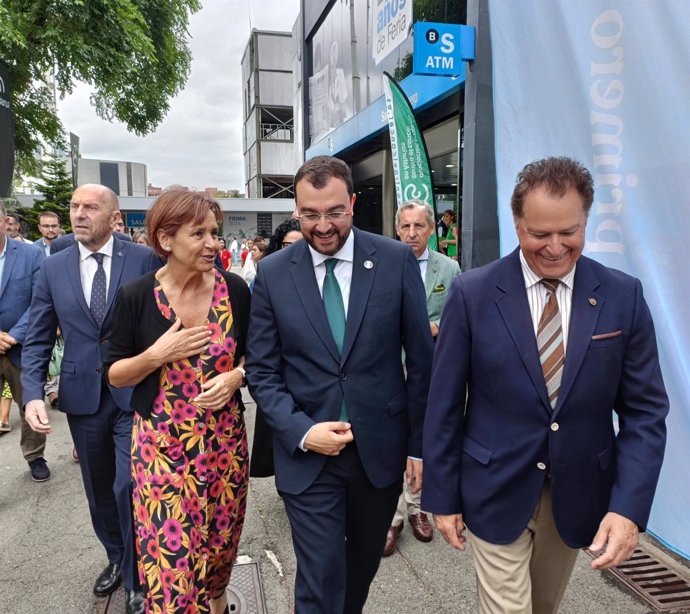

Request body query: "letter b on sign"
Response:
[426, 29, 439, 44]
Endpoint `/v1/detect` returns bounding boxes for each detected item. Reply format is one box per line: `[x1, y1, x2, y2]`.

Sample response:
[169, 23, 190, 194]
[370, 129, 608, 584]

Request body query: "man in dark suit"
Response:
[22, 184, 159, 614]
[0, 200, 45, 478]
[246, 156, 433, 614]
[422, 157, 668, 614]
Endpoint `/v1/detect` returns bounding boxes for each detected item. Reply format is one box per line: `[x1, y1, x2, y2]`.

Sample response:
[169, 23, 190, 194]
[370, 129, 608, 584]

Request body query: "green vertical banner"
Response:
[383, 72, 437, 249]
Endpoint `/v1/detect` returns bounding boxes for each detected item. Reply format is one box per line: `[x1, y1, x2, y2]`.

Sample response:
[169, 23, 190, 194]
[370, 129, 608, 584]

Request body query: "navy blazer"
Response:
[422, 249, 669, 548]
[21, 236, 161, 414]
[0, 239, 44, 368]
[246, 228, 434, 495]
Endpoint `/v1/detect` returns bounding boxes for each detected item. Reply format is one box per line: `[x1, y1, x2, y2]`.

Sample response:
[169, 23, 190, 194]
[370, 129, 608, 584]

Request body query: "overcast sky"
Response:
[57, 0, 300, 192]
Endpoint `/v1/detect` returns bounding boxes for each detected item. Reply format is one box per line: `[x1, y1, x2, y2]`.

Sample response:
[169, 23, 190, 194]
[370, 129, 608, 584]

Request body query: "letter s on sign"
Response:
[440, 32, 455, 54]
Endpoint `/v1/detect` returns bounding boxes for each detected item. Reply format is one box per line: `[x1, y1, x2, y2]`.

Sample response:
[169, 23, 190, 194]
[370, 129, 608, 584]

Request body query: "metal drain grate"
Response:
[601, 546, 690, 612]
[97, 562, 266, 614]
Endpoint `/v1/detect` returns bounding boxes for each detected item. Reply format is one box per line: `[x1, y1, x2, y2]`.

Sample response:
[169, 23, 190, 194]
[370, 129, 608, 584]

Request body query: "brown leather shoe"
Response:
[382, 523, 403, 557]
[408, 512, 433, 542]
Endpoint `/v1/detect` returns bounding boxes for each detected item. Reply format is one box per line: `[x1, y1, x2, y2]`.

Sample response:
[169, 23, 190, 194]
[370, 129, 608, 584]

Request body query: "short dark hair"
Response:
[146, 189, 222, 257]
[266, 218, 301, 256]
[511, 156, 594, 218]
[38, 211, 60, 224]
[294, 156, 354, 198]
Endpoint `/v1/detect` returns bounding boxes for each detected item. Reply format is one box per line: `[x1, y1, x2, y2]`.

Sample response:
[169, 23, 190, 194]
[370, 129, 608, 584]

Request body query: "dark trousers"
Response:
[66, 389, 137, 590]
[281, 444, 402, 614]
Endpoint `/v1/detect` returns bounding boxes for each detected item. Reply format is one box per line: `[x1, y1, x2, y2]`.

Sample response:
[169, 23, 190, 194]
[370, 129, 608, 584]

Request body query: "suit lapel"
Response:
[290, 241, 341, 363]
[495, 250, 552, 412]
[66, 243, 96, 324]
[424, 252, 440, 300]
[0, 241, 17, 299]
[341, 229, 376, 366]
[107, 237, 125, 316]
[553, 258, 602, 414]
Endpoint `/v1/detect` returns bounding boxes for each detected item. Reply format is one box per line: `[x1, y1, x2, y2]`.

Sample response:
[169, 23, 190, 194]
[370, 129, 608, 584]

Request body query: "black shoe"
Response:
[125, 589, 145, 614]
[28, 458, 50, 482]
[93, 563, 121, 597]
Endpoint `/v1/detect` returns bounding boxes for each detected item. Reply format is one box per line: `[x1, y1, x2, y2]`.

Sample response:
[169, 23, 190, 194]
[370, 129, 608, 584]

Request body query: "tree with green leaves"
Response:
[22, 144, 74, 240]
[0, 0, 200, 177]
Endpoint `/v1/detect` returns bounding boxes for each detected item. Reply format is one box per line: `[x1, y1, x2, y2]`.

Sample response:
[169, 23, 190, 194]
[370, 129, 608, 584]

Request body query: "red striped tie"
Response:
[537, 279, 564, 409]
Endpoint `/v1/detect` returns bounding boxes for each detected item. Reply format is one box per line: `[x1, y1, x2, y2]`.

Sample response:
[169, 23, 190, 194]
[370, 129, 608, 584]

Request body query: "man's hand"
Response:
[304, 422, 353, 456]
[406, 458, 423, 494]
[25, 400, 52, 435]
[589, 512, 639, 569]
[429, 322, 439, 338]
[0, 331, 17, 354]
[434, 513, 467, 551]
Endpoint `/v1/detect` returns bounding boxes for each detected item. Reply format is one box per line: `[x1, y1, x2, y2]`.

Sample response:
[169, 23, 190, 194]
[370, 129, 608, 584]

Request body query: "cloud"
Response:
[57, 0, 300, 191]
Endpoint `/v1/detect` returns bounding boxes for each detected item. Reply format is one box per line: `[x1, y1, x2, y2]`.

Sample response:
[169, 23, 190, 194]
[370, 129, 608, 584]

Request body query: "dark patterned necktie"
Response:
[90, 253, 107, 325]
[323, 258, 348, 421]
[537, 279, 564, 409]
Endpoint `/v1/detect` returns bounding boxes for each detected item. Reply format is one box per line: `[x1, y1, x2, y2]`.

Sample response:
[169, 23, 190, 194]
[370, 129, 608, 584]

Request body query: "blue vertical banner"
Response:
[489, 1, 690, 558]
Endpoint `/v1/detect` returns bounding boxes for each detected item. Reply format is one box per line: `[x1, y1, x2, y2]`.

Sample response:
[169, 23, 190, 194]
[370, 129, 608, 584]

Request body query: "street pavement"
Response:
[0, 394, 684, 614]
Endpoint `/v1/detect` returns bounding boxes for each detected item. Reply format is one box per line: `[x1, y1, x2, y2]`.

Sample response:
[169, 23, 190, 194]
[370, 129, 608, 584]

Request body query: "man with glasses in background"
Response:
[34, 212, 61, 257]
[246, 155, 433, 614]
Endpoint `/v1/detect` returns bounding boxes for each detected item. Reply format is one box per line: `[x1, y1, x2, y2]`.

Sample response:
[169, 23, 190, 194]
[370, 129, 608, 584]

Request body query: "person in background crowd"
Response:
[7, 213, 33, 243]
[265, 218, 302, 257]
[132, 229, 149, 246]
[106, 189, 250, 614]
[383, 199, 461, 556]
[229, 236, 239, 265]
[23, 184, 160, 614]
[422, 157, 669, 614]
[240, 238, 259, 287]
[246, 156, 433, 614]
[240, 239, 250, 266]
[34, 212, 61, 257]
[113, 219, 126, 234]
[218, 237, 232, 269]
[0, 200, 44, 474]
[249, 218, 303, 478]
[439, 209, 458, 261]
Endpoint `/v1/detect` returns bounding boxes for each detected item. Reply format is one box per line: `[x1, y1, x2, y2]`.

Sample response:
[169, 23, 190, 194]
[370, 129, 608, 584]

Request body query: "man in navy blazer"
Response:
[246, 156, 433, 614]
[0, 200, 45, 477]
[422, 157, 668, 614]
[22, 184, 159, 614]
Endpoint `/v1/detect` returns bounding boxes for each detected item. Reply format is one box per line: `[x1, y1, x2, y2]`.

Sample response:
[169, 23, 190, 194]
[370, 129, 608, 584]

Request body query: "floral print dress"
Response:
[131, 270, 249, 613]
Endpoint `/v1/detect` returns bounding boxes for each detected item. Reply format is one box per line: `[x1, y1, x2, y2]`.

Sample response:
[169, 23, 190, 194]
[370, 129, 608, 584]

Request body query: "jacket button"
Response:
[537, 462, 547, 470]
[98, 339, 105, 344]
[339, 373, 347, 381]
[551, 422, 560, 431]
[95, 368, 101, 374]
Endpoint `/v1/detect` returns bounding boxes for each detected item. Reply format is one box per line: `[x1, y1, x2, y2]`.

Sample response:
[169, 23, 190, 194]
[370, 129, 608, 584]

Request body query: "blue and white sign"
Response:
[413, 22, 475, 76]
[124, 212, 146, 228]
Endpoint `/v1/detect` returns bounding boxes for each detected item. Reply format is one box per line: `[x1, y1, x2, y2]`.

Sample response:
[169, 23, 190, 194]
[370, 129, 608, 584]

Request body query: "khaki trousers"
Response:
[467, 480, 579, 614]
[392, 474, 422, 526]
[0, 355, 46, 462]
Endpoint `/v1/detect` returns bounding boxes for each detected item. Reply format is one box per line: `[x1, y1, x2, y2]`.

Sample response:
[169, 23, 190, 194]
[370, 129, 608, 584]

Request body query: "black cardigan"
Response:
[104, 269, 251, 418]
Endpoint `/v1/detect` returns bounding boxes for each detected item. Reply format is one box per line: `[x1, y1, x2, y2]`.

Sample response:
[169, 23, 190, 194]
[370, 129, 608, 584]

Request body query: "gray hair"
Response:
[395, 200, 435, 229]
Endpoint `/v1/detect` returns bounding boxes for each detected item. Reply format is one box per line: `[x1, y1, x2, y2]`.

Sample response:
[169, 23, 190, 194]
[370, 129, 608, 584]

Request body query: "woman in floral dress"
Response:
[106, 190, 250, 614]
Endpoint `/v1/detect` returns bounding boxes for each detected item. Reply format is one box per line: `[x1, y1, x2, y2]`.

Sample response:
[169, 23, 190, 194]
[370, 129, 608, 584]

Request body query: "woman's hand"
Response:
[194, 369, 244, 410]
[147, 319, 211, 366]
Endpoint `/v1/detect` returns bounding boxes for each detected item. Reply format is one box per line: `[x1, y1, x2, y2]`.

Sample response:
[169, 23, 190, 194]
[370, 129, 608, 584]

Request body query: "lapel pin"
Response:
[364, 260, 373, 269]
[589, 297, 597, 305]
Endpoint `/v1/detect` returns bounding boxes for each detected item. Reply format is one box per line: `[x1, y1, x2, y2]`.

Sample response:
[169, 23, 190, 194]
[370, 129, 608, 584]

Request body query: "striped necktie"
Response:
[537, 279, 564, 409]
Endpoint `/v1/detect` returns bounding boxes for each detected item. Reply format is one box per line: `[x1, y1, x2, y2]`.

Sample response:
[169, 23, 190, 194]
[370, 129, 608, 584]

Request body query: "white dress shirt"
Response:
[417, 247, 429, 282]
[307, 230, 354, 314]
[78, 236, 115, 305]
[519, 250, 576, 352]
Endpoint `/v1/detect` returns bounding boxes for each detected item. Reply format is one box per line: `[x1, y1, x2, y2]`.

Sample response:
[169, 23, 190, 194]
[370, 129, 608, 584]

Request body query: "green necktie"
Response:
[323, 258, 348, 421]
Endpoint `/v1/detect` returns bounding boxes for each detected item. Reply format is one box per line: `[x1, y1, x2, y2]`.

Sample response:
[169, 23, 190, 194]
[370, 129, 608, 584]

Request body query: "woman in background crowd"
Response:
[106, 190, 250, 614]
[218, 237, 232, 270]
[439, 209, 458, 261]
[265, 218, 302, 256]
[132, 229, 149, 246]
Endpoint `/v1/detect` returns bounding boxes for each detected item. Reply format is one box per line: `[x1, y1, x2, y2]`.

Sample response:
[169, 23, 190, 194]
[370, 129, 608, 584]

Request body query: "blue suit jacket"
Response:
[21, 236, 160, 414]
[246, 228, 434, 495]
[0, 239, 44, 368]
[421, 249, 669, 548]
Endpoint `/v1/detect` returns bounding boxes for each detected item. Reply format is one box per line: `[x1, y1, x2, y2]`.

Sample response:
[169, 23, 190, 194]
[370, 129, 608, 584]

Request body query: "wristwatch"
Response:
[236, 366, 247, 387]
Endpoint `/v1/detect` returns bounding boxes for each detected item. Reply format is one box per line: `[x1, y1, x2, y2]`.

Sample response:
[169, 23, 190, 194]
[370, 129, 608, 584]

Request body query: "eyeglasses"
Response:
[281, 241, 295, 248]
[294, 210, 352, 223]
[39, 224, 59, 229]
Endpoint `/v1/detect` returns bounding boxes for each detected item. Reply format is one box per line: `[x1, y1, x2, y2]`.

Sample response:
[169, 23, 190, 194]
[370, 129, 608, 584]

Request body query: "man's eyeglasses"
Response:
[294, 210, 352, 223]
[39, 224, 59, 229]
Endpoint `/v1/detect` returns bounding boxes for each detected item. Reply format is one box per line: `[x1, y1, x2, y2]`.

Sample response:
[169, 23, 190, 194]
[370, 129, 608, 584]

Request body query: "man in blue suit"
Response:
[422, 157, 668, 614]
[246, 156, 434, 614]
[22, 184, 159, 614]
[0, 200, 45, 478]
